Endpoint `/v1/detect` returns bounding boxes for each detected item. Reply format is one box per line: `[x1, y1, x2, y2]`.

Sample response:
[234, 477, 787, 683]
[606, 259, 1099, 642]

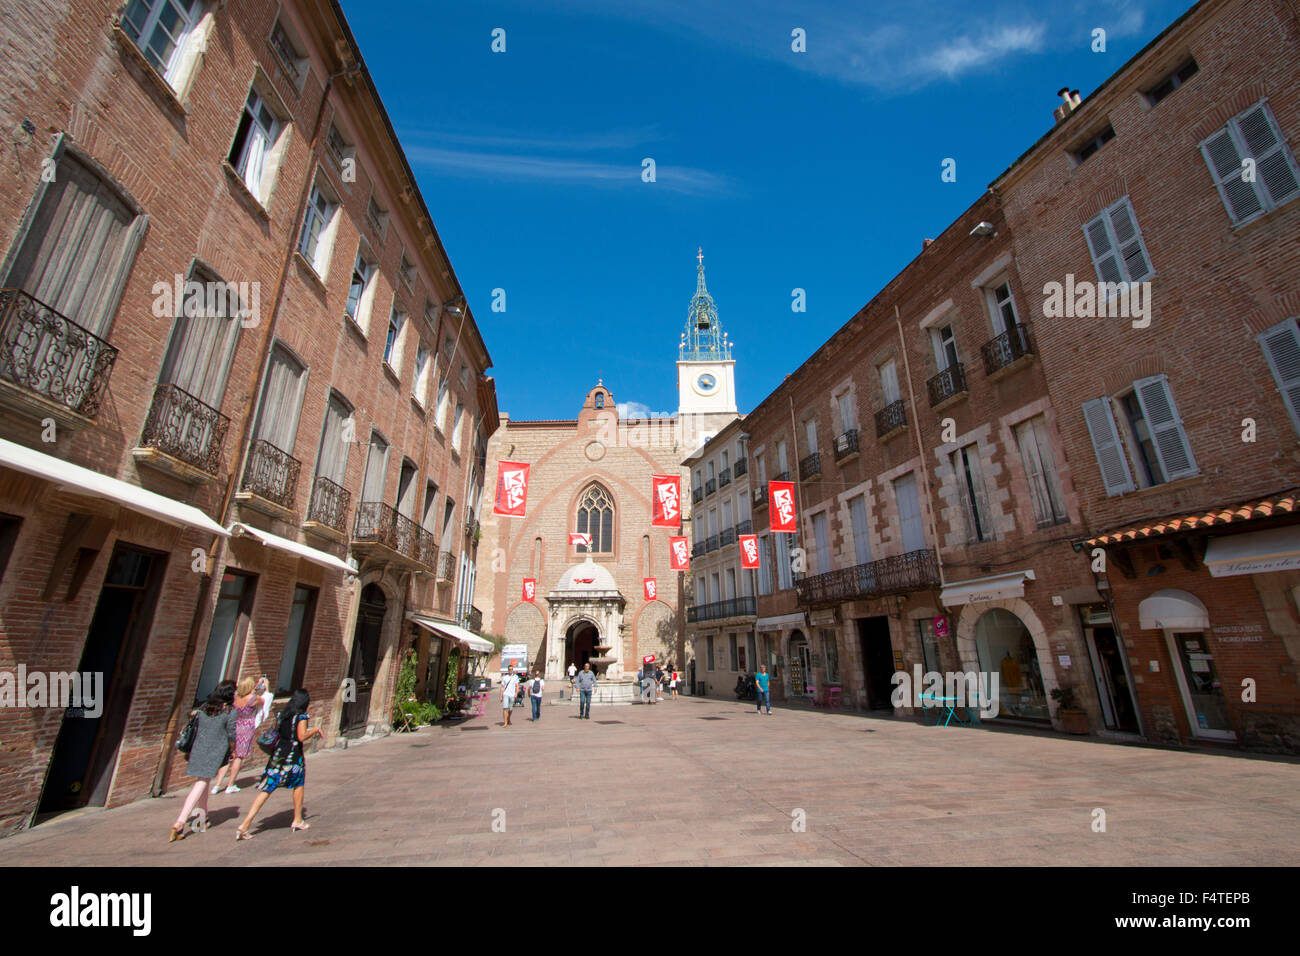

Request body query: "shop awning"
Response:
[0, 436, 228, 537]
[230, 522, 354, 574]
[756, 612, 806, 633]
[1085, 488, 1300, 547]
[941, 569, 1035, 607]
[407, 613, 494, 653]
[1204, 526, 1300, 577]
[1138, 589, 1209, 630]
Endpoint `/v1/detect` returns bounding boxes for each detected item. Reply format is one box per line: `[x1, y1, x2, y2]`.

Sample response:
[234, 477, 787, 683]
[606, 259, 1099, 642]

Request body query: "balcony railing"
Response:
[834, 429, 859, 462]
[705, 534, 719, 553]
[687, 595, 757, 623]
[705, 478, 717, 497]
[736, 519, 752, 536]
[718, 468, 731, 487]
[926, 362, 967, 407]
[693, 486, 704, 505]
[139, 382, 229, 476]
[719, 526, 736, 548]
[799, 453, 821, 481]
[734, 458, 748, 477]
[436, 550, 456, 581]
[752, 483, 767, 505]
[242, 438, 301, 511]
[875, 400, 906, 438]
[692, 540, 705, 558]
[355, 500, 419, 560]
[415, 527, 439, 570]
[773, 471, 791, 483]
[981, 322, 1034, 375]
[0, 287, 119, 419]
[795, 549, 940, 606]
[307, 475, 351, 533]
[458, 604, 483, 633]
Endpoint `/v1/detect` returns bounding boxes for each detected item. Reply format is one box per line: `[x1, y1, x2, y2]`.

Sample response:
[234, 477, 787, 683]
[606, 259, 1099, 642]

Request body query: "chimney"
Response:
[1053, 86, 1078, 124]
[922, 238, 934, 250]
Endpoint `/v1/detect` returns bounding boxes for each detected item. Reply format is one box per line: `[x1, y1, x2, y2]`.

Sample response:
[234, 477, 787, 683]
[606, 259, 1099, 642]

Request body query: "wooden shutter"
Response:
[894, 473, 926, 552]
[850, 495, 872, 565]
[1082, 398, 1135, 496]
[1108, 199, 1153, 282]
[159, 271, 241, 407]
[879, 360, 900, 404]
[361, 434, 388, 503]
[1201, 127, 1264, 223]
[315, 393, 351, 485]
[813, 511, 830, 574]
[1083, 212, 1124, 285]
[1258, 318, 1300, 437]
[1015, 420, 1051, 525]
[1237, 103, 1300, 208]
[1133, 375, 1197, 481]
[396, 462, 418, 518]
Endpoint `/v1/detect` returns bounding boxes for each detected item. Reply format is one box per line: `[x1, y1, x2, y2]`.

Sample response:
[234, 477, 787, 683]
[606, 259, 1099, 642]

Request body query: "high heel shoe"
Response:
[290, 820, 310, 832]
[234, 826, 253, 841]
[168, 826, 185, 843]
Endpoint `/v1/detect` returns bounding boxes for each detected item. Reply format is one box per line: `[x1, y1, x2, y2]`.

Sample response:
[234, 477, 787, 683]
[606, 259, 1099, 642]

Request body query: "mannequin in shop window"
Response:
[1000, 651, 1022, 691]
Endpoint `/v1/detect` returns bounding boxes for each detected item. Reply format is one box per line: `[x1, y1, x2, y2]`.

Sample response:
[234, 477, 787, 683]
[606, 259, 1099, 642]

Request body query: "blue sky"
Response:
[341, 0, 1196, 421]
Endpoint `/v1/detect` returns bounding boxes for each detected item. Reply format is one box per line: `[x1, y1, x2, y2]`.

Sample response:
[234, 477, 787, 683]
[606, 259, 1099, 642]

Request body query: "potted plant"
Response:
[1051, 686, 1090, 735]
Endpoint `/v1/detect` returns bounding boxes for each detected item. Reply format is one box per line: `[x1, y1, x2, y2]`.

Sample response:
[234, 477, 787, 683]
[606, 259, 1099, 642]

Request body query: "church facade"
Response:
[474, 258, 739, 680]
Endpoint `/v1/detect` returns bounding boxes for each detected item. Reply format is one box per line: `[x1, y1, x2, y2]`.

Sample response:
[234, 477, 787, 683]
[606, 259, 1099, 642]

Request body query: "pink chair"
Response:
[826, 687, 842, 710]
[473, 693, 487, 717]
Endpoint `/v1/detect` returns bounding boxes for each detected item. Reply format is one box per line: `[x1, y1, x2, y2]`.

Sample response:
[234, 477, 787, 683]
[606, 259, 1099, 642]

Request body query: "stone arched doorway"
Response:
[566, 619, 603, 671]
[342, 583, 386, 736]
[967, 606, 1049, 722]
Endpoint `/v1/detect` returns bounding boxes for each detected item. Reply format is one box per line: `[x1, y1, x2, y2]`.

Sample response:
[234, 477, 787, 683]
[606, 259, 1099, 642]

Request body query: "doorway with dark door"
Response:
[857, 616, 896, 711]
[1081, 608, 1140, 733]
[565, 621, 598, 670]
[38, 544, 167, 817]
[341, 583, 387, 736]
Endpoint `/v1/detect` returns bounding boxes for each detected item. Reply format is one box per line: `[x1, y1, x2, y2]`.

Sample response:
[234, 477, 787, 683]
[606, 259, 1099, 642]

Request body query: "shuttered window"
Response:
[1014, 416, 1069, 526]
[253, 344, 306, 453]
[229, 87, 282, 203]
[1082, 196, 1154, 285]
[360, 432, 388, 503]
[894, 472, 926, 552]
[849, 494, 872, 565]
[878, 359, 900, 404]
[813, 511, 830, 574]
[396, 460, 418, 519]
[158, 267, 241, 407]
[953, 444, 993, 543]
[1133, 375, 1198, 482]
[1259, 318, 1300, 437]
[1200, 100, 1300, 226]
[1082, 398, 1135, 496]
[756, 533, 772, 596]
[314, 391, 352, 485]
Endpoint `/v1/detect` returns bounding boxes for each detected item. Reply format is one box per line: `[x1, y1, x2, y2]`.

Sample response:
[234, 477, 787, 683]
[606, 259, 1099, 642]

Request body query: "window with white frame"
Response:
[1200, 100, 1300, 226]
[932, 323, 959, 371]
[435, 378, 450, 431]
[812, 511, 830, 573]
[706, 635, 715, 671]
[298, 180, 338, 275]
[326, 124, 353, 169]
[228, 86, 285, 205]
[1259, 317, 1300, 438]
[366, 195, 389, 238]
[985, 280, 1021, 335]
[775, 532, 794, 590]
[414, 344, 431, 405]
[878, 358, 901, 405]
[804, 418, 818, 454]
[451, 400, 465, 451]
[952, 443, 993, 543]
[849, 494, 872, 565]
[384, 307, 405, 369]
[1083, 196, 1154, 285]
[776, 441, 788, 477]
[836, 388, 856, 433]
[756, 533, 772, 596]
[1013, 416, 1069, 527]
[345, 249, 375, 328]
[120, 0, 203, 88]
[1082, 375, 1197, 495]
[268, 18, 308, 87]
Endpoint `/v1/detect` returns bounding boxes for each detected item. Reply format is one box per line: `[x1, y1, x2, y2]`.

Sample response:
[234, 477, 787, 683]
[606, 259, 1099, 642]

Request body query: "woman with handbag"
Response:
[210, 676, 265, 795]
[234, 688, 323, 839]
[169, 681, 237, 842]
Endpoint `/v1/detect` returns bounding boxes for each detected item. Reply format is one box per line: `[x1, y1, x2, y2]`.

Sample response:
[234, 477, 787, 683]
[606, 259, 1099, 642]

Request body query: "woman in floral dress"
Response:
[234, 688, 323, 839]
[211, 676, 265, 794]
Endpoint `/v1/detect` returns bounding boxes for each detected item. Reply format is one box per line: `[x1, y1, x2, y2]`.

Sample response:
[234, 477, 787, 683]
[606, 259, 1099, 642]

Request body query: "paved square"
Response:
[5, 696, 1299, 866]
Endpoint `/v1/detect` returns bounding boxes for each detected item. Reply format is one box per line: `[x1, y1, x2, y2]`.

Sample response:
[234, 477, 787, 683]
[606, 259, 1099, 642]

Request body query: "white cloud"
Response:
[617, 401, 654, 418]
[914, 24, 1047, 79]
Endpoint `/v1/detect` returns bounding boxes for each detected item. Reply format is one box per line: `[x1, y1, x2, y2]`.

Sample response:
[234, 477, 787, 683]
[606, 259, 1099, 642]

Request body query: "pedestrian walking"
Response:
[500, 669, 520, 726]
[169, 682, 237, 842]
[669, 664, 679, 700]
[567, 662, 577, 689]
[211, 676, 263, 794]
[575, 662, 596, 718]
[234, 689, 323, 839]
[755, 664, 772, 714]
[528, 669, 545, 721]
[655, 665, 665, 701]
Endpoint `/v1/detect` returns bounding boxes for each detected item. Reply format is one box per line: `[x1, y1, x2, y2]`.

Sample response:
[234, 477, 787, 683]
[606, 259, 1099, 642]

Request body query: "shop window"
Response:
[275, 585, 317, 695]
[821, 628, 840, 684]
[706, 635, 715, 671]
[974, 608, 1047, 721]
[195, 571, 257, 701]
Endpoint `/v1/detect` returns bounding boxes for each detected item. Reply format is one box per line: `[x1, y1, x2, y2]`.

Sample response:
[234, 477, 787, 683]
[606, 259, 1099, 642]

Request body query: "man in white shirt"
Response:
[500, 670, 520, 727]
[567, 662, 577, 690]
[528, 670, 545, 721]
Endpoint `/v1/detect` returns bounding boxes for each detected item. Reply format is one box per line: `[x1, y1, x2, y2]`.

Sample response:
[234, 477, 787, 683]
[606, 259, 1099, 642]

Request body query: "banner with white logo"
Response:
[644, 578, 657, 601]
[769, 481, 797, 533]
[493, 460, 530, 517]
[739, 533, 760, 569]
[522, 579, 536, 602]
[650, 474, 681, 528]
[668, 536, 690, 571]
[569, 532, 592, 549]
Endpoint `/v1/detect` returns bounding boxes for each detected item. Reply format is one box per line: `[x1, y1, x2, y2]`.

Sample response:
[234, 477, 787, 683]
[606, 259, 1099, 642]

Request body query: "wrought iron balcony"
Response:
[981, 322, 1035, 375]
[734, 458, 747, 477]
[436, 549, 456, 582]
[705, 534, 719, 553]
[459, 604, 483, 633]
[464, 517, 480, 538]
[752, 483, 767, 505]
[692, 540, 705, 558]
[799, 453, 821, 481]
[926, 362, 967, 407]
[719, 526, 736, 548]
[354, 500, 419, 561]
[306, 475, 351, 534]
[795, 549, 940, 607]
[686, 596, 757, 623]
[773, 471, 791, 483]
[834, 429, 859, 462]
[718, 468, 731, 487]
[0, 287, 119, 420]
[705, 478, 716, 496]
[693, 486, 704, 505]
[140, 382, 229, 476]
[735, 519, 753, 536]
[415, 527, 439, 570]
[242, 438, 301, 511]
[875, 399, 906, 438]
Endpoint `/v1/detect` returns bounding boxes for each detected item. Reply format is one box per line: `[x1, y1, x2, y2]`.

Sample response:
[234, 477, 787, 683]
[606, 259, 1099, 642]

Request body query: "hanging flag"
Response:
[650, 474, 681, 528]
[739, 534, 760, 569]
[769, 481, 797, 533]
[569, 532, 592, 548]
[644, 578, 657, 601]
[522, 579, 536, 602]
[493, 460, 530, 517]
[668, 536, 690, 571]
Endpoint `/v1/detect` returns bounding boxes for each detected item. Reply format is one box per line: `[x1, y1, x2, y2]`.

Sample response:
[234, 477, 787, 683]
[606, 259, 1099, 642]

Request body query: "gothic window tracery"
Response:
[576, 483, 614, 553]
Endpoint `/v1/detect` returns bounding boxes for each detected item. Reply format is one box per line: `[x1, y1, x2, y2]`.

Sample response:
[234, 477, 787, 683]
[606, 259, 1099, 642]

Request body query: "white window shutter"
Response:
[1259, 318, 1300, 438]
[1083, 213, 1123, 285]
[1200, 127, 1263, 224]
[1238, 104, 1300, 207]
[1082, 398, 1134, 496]
[1108, 199, 1153, 282]
[1133, 374, 1198, 481]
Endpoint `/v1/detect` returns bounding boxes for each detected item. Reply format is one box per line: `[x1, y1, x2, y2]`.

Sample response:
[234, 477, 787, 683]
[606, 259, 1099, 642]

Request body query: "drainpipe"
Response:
[895, 303, 947, 589]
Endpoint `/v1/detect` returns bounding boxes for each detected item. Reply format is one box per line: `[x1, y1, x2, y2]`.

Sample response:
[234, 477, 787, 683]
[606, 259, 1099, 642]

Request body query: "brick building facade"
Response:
[0, 0, 494, 834]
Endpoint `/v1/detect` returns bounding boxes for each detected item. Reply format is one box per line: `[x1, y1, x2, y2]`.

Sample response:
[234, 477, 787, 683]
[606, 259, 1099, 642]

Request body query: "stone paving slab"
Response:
[3, 696, 1299, 866]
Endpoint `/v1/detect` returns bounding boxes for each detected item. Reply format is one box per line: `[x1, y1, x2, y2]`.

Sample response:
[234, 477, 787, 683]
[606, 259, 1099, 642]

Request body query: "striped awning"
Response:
[1085, 489, 1300, 548]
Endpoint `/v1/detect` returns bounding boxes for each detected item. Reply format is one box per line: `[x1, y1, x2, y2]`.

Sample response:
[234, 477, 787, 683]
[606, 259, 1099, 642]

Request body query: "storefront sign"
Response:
[1213, 624, 1264, 643]
[933, 615, 949, 639]
[1058, 655, 1072, 668]
[811, 609, 836, 626]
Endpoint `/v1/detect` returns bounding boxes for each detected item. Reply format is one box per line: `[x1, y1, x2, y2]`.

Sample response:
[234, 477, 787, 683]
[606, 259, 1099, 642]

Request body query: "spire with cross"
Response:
[681, 247, 728, 360]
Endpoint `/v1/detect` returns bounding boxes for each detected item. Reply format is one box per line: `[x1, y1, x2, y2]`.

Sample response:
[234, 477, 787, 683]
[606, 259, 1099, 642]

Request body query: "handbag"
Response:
[176, 713, 199, 754]
[256, 727, 279, 755]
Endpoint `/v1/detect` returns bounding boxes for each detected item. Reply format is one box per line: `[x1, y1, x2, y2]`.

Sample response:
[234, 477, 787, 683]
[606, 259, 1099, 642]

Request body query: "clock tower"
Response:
[677, 249, 738, 450]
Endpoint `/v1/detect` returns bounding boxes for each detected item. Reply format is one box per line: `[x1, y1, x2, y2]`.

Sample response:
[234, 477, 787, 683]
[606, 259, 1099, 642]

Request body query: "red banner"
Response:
[522, 579, 536, 602]
[493, 460, 530, 517]
[643, 655, 656, 664]
[644, 578, 657, 601]
[739, 534, 760, 569]
[568, 532, 591, 548]
[650, 474, 682, 528]
[668, 536, 690, 571]
[769, 481, 797, 533]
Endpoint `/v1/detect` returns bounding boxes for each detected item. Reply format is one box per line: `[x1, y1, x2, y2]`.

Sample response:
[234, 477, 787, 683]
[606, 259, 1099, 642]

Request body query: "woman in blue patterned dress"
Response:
[233, 689, 323, 839]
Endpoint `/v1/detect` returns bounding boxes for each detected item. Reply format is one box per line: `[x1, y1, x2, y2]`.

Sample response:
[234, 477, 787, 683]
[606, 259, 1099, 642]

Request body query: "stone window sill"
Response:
[112, 24, 188, 118]
[221, 161, 271, 221]
[294, 251, 328, 296]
